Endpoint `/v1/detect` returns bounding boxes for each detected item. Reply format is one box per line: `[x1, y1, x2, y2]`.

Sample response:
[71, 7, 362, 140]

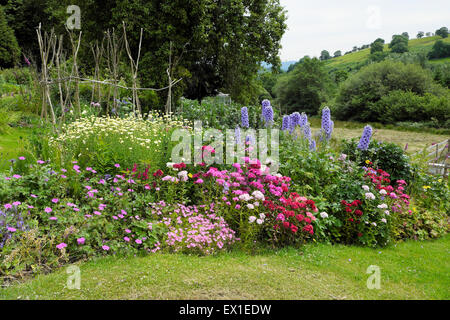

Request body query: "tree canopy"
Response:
[274, 57, 330, 115]
[2, 0, 287, 106]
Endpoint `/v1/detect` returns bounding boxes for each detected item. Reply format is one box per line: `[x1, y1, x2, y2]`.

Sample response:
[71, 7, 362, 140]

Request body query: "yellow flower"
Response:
[365, 160, 370, 165]
[423, 186, 431, 190]
[188, 173, 193, 178]
[438, 179, 442, 183]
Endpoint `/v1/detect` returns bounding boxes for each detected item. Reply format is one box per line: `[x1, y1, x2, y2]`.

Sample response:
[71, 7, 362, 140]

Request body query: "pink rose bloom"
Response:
[124, 237, 130, 242]
[102, 245, 110, 251]
[135, 239, 142, 244]
[77, 238, 85, 245]
[44, 207, 52, 213]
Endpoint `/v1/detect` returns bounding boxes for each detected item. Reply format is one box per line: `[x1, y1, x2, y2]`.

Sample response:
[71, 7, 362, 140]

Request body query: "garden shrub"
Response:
[177, 98, 276, 130]
[341, 139, 412, 184]
[332, 60, 448, 123]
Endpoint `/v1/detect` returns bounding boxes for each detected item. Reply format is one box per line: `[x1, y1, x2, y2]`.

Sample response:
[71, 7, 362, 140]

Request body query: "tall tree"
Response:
[389, 34, 409, 53]
[370, 38, 384, 54]
[435, 27, 449, 38]
[0, 5, 20, 67]
[319, 50, 331, 61]
[274, 57, 330, 115]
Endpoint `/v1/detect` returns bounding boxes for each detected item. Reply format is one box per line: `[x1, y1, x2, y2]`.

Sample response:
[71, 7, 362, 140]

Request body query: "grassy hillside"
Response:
[324, 36, 450, 70]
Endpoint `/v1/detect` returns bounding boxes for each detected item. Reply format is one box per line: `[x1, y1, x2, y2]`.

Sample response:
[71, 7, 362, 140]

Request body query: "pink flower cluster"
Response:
[149, 202, 237, 255]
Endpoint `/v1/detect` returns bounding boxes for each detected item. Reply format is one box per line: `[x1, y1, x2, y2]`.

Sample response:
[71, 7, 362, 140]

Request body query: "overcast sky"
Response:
[279, 0, 450, 61]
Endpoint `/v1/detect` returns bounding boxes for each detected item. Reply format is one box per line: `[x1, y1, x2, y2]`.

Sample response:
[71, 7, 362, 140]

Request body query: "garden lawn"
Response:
[0, 127, 30, 172]
[1, 235, 449, 300]
[308, 120, 449, 154]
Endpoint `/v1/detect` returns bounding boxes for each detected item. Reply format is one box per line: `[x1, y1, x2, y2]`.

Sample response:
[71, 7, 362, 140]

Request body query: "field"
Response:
[1, 235, 448, 300]
[324, 36, 450, 70]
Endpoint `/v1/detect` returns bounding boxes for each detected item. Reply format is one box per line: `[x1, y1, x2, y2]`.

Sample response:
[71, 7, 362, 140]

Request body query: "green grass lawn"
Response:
[0, 127, 31, 172]
[1, 235, 449, 300]
[307, 119, 448, 154]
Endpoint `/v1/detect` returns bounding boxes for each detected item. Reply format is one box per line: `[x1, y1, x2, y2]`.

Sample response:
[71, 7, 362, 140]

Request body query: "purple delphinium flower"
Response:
[290, 112, 301, 127]
[261, 99, 271, 118]
[321, 107, 333, 140]
[281, 115, 290, 131]
[235, 126, 241, 144]
[262, 105, 274, 125]
[300, 113, 308, 127]
[303, 123, 311, 141]
[309, 139, 316, 151]
[358, 125, 373, 150]
[241, 107, 249, 128]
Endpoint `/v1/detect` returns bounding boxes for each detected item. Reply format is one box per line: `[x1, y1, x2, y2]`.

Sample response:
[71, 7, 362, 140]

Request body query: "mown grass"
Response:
[0, 127, 31, 172]
[308, 119, 449, 154]
[1, 235, 449, 300]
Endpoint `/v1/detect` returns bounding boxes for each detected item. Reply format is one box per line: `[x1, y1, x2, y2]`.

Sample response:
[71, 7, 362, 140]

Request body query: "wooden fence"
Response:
[419, 139, 450, 178]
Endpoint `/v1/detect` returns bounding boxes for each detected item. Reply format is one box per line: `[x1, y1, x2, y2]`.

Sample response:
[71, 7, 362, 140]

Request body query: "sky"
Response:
[279, 0, 450, 61]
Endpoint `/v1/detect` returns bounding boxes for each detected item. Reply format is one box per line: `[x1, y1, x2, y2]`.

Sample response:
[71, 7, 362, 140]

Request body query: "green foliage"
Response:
[320, 50, 331, 61]
[341, 139, 412, 183]
[435, 27, 449, 39]
[333, 60, 448, 123]
[274, 57, 330, 115]
[376, 90, 450, 127]
[389, 35, 409, 53]
[0, 5, 20, 68]
[370, 38, 384, 54]
[428, 40, 450, 59]
[333, 51, 342, 58]
[177, 98, 275, 130]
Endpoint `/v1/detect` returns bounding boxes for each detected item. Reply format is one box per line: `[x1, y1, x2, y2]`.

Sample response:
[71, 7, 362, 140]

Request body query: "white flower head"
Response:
[249, 216, 257, 223]
[362, 185, 370, 191]
[365, 192, 375, 200]
[379, 189, 387, 195]
[256, 219, 263, 225]
[381, 218, 387, 223]
[320, 212, 329, 218]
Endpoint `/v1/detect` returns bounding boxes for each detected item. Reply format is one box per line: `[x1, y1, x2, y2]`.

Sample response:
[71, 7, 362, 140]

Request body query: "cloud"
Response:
[279, 0, 450, 61]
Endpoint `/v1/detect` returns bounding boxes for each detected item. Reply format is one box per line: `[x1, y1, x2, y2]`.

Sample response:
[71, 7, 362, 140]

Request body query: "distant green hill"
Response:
[323, 36, 450, 70]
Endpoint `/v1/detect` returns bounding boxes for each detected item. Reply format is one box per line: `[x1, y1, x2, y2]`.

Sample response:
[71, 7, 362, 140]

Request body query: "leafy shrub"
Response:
[0, 67, 33, 86]
[177, 98, 276, 130]
[333, 60, 447, 123]
[428, 40, 450, 59]
[374, 90, 449, 127]
[341, 139, 412, 183]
